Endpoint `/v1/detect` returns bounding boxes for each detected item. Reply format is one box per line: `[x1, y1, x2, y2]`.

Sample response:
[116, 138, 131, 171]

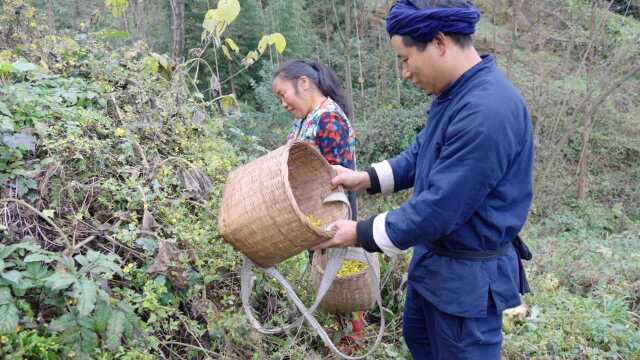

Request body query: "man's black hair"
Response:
[400, 0, 476, 50]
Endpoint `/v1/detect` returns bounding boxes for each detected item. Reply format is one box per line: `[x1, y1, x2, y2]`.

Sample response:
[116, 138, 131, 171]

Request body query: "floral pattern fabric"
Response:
[287, 97, 356, 169]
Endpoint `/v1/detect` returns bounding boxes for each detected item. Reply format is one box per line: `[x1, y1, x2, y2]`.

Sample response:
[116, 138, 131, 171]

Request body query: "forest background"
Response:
[0, 0, 639, 358]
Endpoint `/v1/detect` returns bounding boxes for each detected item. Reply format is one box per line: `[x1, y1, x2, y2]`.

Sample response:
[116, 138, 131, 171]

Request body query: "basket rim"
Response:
[283, 141, 344, 240]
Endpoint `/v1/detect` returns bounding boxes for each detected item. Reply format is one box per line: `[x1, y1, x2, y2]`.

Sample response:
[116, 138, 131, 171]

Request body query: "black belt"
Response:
[427, 236, 532, 294]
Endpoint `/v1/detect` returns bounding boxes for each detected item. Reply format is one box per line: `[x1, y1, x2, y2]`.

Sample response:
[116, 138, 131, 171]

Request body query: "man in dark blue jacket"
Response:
[312, 0, 534, 358]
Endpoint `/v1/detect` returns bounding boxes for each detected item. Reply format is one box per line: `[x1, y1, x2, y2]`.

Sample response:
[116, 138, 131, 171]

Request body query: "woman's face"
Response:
[272, 76, 312, 119]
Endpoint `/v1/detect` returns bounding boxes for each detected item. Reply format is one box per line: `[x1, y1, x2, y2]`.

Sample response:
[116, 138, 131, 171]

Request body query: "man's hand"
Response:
[311, 220, 358, 251]
[331, 165, 371, 192]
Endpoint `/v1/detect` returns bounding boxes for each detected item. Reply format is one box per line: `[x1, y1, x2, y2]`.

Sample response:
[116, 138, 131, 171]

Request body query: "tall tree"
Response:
[170, 0, 186, 64]
[47, 0, 55, 33]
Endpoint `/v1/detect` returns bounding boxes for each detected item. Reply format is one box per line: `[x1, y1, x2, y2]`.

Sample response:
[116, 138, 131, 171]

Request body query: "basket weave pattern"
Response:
[218, 142, 349, 268]
[311, 249, 380, 313]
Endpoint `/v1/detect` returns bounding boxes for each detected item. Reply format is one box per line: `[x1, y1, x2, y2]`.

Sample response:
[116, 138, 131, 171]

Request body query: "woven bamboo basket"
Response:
[311, 248, 380, 313]
[217, 141, 350, 268]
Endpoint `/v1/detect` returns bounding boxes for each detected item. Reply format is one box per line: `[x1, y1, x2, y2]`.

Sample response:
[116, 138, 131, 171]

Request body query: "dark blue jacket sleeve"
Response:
[385, 103, 518, 249]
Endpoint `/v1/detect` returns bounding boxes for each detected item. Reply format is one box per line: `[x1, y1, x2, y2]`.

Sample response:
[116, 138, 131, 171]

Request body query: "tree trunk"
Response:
[343, 1, 354, 118]
[170, 0, 186, 64]
[73, 0, 82, 30]
[47, 0, 55, 34]
[132, 0, 147, 42]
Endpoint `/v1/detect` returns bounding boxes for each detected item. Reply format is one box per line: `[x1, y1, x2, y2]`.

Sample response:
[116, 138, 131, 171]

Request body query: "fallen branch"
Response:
[0, 198, 71, 250]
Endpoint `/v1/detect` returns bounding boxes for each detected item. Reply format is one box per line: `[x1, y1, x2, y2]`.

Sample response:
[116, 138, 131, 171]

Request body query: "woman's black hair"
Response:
[273, 59, 352, 118]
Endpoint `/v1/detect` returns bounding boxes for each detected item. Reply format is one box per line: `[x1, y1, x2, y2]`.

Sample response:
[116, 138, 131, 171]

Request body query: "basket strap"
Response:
[240, 249, 386, 359]
[322, 191, 352, 220]
[240, 248, 346, 334]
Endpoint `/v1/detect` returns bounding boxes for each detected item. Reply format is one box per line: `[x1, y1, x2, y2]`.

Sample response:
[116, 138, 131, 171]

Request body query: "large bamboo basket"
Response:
[217, 141, 350, 268]
[311, 248, 380, 313]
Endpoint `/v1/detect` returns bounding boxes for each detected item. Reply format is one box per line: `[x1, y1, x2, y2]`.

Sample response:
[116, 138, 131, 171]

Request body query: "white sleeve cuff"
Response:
[371, 160, 395, 195]
[373, 212, 405, 257]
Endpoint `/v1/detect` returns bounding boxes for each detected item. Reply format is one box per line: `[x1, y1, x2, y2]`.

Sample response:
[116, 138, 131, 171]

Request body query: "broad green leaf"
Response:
[258, 35, 268, 54]
[13, 242, 42, 252]
[225, 38, 239, 53]
[42, 209, 55, 218]
[2, 133, 36, 151]
[11, 60, 37, 73]
[0, 116, 14, 132]
[73, 279, 97, 316]
[269, 33, 286, 54]
[24, 253, 52, 263]
[218, 0, 240, 23]
[93, 301, 111, 334]
[106, 310, 125, 351]
[0, 286, 12, 305]
[48, 313, 76, 332]
[0, 102, 11, 117]
[74, 253, 89, 267]
[0, 303, 18, 334]
[0, 244, 17, 260]
[150, 53, 170, 72]
[1, 270, 23, 284]
[135, 237, 157, 253]
[63, 325, 98, 358]
[0, 62, 11, 75]
[203, 9, 227, 37]
[44, 272, 76, 290]
[24, 262, 51, 280]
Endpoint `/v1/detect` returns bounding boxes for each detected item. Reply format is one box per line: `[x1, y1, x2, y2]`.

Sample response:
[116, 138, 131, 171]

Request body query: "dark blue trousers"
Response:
[403, 286, 503, 360]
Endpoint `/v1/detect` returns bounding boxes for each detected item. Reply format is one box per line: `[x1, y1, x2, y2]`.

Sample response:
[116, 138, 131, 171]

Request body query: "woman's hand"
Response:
[311, 220, 358, 251]
[331, 166, 371, 192]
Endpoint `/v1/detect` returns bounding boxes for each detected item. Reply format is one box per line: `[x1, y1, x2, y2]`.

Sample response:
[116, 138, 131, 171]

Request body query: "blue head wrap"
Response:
[386, 0, 481, 43]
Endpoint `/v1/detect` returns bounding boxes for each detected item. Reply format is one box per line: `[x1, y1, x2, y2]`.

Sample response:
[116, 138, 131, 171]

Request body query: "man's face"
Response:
[390, 35, 445, 96]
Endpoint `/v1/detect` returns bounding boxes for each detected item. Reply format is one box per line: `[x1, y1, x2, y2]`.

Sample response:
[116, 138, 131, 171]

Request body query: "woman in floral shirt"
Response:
[272, 59, 356, 172]
[272, 59, 364, 341]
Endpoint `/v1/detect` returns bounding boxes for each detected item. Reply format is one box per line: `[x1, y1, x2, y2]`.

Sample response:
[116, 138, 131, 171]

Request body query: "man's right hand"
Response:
[331, 165, 371, 192]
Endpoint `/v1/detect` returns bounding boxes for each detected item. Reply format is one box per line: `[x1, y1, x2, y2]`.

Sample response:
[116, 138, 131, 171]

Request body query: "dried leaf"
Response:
[141, 208, 158, 232]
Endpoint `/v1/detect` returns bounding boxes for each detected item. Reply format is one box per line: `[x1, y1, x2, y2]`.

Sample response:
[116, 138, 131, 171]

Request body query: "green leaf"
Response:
[0, 62, 11, 75]
[218, 0, 240, 23]
[93, 301, 111, 334]
[11, 60, 38, 73]
[225, 38, 240, 53]
[24, 253, 52, 263]
[203, 9, 228, 37]
[49, 313, 76, 332]
[2, 133, 36, 151]
[0, 286, 12, 306]
[0, 116, 15, 132]
[72, 279, 97, 316]
[42, 209, 55, 218]
[44, 272, 76, 291]
[0, 102, 11, 117]
[0, 303, 19, 334]
[0, 244, 17, 260]
[106, 310, 125, 351]
[24, 262, 51, 281]
[1, 270, 23, 284]
[268, 33, 287, 54]
[258, 35, 268, 54]
[221, 44, 232, 60]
